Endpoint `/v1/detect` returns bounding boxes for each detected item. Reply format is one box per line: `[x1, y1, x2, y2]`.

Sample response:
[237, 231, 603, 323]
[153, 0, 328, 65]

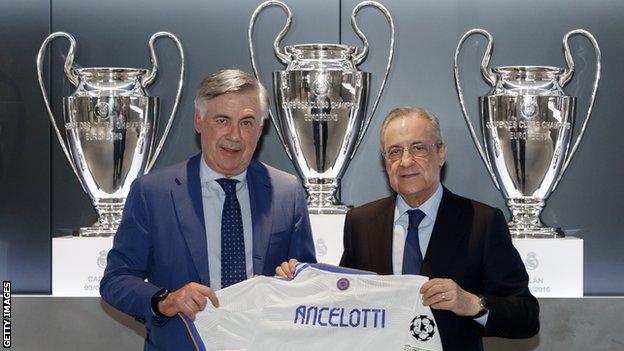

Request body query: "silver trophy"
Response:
[37, 32, 184, 236]
[454, 29, 601, 238]
[249, 0, 394, 213]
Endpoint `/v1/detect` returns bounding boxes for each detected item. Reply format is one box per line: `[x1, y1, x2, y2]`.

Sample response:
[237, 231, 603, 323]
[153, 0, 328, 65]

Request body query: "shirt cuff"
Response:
[474, 311, 489, 326]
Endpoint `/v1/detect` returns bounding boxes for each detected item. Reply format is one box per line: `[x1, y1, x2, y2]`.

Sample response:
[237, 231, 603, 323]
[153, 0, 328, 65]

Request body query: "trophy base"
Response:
[509, 225, 564, 239]
[306, 183, 351, 214]
[74, 199, 124, 237]
[74, 224, 117, 237]
[308, 204, 350, 215]
[507, 198, 564, 238]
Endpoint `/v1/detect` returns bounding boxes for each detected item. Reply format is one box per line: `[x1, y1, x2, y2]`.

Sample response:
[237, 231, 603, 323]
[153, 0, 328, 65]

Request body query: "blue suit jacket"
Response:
[100, 154, 316, 350]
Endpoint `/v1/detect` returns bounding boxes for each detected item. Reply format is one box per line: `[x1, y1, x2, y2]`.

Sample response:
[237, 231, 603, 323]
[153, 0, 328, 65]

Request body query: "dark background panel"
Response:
[0, 0, 51, 293]
[341, 0, 624, 295]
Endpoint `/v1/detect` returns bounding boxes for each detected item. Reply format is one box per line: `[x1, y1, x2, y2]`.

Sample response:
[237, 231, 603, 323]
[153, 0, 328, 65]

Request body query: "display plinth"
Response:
[512, 236, 583, 297]
[309, 214, 345, 265]
[52, 236, 114, 296]
[51, 220, 582, 297]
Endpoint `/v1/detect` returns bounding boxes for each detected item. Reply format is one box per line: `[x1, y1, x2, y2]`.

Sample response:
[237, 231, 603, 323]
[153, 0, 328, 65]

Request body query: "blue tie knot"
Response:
[216, 178, 239, 196]
[408, 209, 426, 231]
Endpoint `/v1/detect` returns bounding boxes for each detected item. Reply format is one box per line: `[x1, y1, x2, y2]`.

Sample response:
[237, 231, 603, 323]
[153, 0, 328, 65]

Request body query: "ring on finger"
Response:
[441, 292, 448, 301]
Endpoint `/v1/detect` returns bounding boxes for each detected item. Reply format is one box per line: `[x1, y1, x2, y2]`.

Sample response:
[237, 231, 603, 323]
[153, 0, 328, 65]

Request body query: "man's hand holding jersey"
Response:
[275, 258, 299, 279]
[420, 278, 482, 317]
[160, 256, 304, 320]
[158, 282, 219, 321]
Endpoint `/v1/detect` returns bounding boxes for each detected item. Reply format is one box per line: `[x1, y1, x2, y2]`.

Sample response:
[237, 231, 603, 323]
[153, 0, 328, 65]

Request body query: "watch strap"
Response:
[474, 295, 489, 318]
[151, 288, 170, 318]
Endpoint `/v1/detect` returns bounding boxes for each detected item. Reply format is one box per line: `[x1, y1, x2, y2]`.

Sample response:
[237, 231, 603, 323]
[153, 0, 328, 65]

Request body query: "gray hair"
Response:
[380, 107, 443, 150]
[194, 69, 269, 122]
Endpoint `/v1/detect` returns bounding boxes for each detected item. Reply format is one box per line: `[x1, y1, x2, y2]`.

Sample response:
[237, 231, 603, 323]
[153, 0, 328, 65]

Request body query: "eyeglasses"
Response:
[383, 142, 443, 162]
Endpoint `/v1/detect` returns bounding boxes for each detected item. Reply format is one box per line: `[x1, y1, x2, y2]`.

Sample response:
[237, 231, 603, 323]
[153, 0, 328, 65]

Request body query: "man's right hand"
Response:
[157, 282, 219, 321]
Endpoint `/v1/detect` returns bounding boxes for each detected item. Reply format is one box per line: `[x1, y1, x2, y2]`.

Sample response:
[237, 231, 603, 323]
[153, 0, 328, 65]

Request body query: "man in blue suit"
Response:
[100, 69, 316, 350]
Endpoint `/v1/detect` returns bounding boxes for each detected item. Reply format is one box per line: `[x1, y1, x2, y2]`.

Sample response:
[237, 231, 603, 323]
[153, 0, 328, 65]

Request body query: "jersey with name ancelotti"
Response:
[182, 263, 443, 351]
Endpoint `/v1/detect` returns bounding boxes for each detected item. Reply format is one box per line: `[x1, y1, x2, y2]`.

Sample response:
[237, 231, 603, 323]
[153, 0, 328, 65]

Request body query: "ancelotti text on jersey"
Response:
[294, 305, 386, 328]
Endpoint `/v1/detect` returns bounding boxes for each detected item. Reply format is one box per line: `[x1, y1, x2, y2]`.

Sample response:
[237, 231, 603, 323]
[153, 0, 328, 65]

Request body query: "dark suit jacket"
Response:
[340, 188, 539, 351]
[100, 154, 316, 350]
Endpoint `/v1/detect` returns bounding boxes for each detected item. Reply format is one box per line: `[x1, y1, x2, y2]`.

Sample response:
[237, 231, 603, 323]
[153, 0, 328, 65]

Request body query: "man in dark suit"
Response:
[339, 107, 539, 350]
[100, 69, 316, 350]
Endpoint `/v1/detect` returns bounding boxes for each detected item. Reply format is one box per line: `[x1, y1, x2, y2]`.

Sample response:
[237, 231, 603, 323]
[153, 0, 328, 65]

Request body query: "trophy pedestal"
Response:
[512, 236, 583, 297]
[306, 183, 350, 214]
[74, 200, 124, 237]
[52, 236, 114, 296]
[309, 214, 345, 265]
[507, 198, 565, 238]
[75, 221, 117, 237]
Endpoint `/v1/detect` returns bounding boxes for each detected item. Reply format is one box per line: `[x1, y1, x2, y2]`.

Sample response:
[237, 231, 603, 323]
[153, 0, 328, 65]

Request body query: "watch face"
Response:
[478, 296, 488, 313]
[156, 289, 169, 301]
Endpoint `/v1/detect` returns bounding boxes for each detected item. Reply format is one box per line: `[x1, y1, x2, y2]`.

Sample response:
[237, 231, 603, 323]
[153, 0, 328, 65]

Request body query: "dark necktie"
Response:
[402, 209, 426, 275]
[216, 178, 246, 288]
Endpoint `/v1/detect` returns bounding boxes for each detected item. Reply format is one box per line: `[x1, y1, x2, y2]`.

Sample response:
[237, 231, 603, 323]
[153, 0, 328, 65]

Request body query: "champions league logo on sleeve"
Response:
[409, 315, 436, 342]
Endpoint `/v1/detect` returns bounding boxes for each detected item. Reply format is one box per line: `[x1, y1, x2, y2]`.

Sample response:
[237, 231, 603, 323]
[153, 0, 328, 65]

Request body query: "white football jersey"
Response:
[181, 263, 443, 351]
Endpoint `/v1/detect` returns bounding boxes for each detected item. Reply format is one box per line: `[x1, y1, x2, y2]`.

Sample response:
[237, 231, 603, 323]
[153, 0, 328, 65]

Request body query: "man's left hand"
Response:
[275, 258, 299, 279]
[420, 278, 481, 317]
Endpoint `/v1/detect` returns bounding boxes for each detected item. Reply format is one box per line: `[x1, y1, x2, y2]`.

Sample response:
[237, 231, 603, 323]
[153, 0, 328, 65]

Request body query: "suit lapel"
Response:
[372, 196, 396, 275]
[171, 154, 210, 285]
[247, 160, 272, 275]
[421, 188, 467, 277]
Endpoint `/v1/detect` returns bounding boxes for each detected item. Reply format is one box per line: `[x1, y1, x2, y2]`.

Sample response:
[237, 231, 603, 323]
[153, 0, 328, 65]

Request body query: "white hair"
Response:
[380, 107, 443, 150]
[194, 69, 269, 122]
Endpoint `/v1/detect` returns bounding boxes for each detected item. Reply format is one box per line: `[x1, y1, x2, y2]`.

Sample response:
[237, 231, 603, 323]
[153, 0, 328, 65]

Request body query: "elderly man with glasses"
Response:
[340, 107, 540, 350]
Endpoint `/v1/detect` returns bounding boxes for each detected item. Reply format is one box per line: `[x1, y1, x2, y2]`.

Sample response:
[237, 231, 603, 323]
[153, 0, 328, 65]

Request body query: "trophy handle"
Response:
[453, 28, 500, 190]
[36, 31, 82, 181]
[248, 0, 293, 160]
[143, 31, 185, 172]
[350, 1, 395, 156]
[552, 29, 601, 191]
[249, 0, 292, 66]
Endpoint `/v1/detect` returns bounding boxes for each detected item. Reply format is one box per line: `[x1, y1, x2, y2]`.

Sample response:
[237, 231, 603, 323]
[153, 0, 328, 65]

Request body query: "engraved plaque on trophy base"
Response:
[309, 214, 345, 265]
[52, 236, 114, 296]
[513, 236, 583, 297]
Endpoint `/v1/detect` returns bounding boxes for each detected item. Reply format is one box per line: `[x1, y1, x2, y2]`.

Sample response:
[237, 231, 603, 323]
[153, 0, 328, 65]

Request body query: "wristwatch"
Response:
[474, 295, 489, 318]
[151, 288, 170, 318]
